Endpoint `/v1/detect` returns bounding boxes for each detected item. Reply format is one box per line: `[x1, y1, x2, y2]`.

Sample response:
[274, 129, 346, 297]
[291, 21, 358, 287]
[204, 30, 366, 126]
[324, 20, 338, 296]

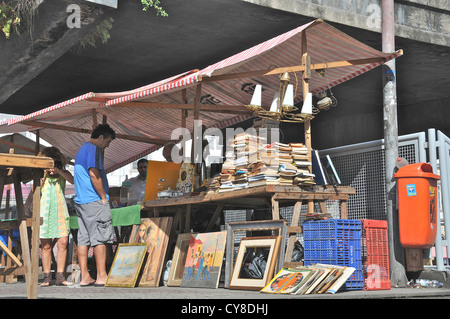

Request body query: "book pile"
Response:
[246, 161, 279, 188]
[205, 174, 221, 193]
[218, 132, 264, 192]
[260, 264, 356, 295]
[265, 142, 292, 165]
[233, 169, 249, 190]
[278, 162, 298, 185]
[290, 143, 315, 185]
[209, 132, 319, 192]
[218, 158, 235, 192]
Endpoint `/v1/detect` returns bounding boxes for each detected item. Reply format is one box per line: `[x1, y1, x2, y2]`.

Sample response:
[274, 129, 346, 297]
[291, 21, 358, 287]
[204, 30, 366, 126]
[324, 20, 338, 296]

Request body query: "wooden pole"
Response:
[29, 171, 41, 299]
[29, 132, 41, 297]
[181, 89, 188, 161]
[22, 120, 168, 145]
[13, 173, 34, 298]
[92, 108, 98, 129]
[192, 83, 202, 165]
[34, 130, 40, 155]
[301, 31, 314, 215]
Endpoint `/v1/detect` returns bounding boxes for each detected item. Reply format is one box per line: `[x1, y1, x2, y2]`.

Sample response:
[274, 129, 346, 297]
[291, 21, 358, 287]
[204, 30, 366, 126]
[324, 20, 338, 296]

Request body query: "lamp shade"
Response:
[301, 92, 313, 114]
[282, 84, 294, 106]
[269, 92, 280, 112]
[250, 84, 262, 106]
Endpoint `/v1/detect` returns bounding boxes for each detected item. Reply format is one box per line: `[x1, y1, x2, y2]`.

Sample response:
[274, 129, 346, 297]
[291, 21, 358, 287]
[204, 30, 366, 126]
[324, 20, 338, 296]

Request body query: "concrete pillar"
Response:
[382, 0, 407, 287]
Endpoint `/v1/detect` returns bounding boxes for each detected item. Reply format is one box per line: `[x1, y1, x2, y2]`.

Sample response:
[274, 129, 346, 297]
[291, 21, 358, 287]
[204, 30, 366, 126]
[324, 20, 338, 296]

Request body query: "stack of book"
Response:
[218, 179, 234, 192]
[205, 174, 221, 193]
[278, 162, 298, 185]
[234, 132, 266, 158]
[218, 160, 235, 192]
[266, 142, 292, 165]
[233, 169, 249, 190]
[290, 143, 309, 168]
[290, 143, 315, 185]
[247, 162, 279, 187]
[210, 132, 325, 191]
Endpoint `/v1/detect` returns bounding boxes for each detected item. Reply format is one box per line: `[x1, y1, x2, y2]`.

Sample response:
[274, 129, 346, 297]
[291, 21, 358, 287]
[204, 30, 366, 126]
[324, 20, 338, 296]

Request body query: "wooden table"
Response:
[143, 184, 356, 266]
[0, 153, 53, 299]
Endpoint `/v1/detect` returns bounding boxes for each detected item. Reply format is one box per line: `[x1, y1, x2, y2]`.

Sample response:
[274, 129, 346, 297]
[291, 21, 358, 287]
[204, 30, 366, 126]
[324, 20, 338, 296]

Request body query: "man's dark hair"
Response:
[137, 158, 148, 166]
[91, 124, 116, 140]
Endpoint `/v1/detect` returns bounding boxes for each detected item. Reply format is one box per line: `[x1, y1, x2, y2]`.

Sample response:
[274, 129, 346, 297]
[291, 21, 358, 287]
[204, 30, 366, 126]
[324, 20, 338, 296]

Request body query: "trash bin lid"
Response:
[394, 162, 440, 179]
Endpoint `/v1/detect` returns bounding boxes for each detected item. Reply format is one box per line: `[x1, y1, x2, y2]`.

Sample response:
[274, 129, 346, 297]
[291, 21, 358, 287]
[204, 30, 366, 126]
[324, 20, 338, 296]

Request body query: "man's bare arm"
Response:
[89, 167, 107, 204]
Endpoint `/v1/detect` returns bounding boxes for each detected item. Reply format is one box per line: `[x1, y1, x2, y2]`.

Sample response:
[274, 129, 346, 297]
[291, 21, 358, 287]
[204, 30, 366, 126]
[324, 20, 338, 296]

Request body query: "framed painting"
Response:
[260, 267, 316, 294]
[105, 243, 148, 288]
[167, 232, 197, 287]
[180, 231, 227, 289]
[229, 236, 281, 291]
[224, 220, 286, 288]
[129, 217, 173, 287]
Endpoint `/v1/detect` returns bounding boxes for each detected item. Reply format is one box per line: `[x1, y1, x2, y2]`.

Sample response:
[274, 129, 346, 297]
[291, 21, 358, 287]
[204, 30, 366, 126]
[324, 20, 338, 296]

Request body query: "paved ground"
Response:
[3, 280, 448, 317]
[2, 280, 450, 300]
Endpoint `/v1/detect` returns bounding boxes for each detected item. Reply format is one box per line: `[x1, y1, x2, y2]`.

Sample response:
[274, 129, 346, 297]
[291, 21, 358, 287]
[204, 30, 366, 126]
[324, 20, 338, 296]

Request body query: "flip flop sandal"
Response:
[55, 272, 73, 286]
[40, 273, 52, 287]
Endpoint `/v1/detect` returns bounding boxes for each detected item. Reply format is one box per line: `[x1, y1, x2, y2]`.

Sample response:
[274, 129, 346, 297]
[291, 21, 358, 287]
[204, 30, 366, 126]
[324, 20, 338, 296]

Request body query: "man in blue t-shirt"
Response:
[74, 124, 116, 287]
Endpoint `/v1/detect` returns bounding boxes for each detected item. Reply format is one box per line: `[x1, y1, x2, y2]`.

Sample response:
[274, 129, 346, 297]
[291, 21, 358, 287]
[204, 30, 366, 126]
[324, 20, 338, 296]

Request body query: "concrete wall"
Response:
[243, 0, 450, 47]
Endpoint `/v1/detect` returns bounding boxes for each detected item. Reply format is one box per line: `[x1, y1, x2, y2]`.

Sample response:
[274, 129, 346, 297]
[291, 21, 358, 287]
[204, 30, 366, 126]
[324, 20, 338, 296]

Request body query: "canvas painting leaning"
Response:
[129, 217, 173, 287]
[181, 231, 227, 289]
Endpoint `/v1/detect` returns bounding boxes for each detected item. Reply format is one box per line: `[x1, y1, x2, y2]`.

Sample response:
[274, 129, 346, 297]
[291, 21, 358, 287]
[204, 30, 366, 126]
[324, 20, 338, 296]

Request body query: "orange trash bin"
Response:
[394, 163, 440, 248]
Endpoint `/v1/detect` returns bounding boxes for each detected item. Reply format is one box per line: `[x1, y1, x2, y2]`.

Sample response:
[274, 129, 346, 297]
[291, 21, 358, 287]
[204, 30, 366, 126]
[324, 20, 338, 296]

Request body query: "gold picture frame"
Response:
[105, 243, 148, 288]
[167, 232, 197, 287]
[224, 220, 287, 288]
[229, 236, 281, 291]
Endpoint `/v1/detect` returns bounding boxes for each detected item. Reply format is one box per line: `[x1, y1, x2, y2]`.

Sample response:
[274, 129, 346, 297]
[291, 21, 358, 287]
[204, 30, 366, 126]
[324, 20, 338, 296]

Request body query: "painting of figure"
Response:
[129, 217, 173, 287]
[181, 231, 227, 289]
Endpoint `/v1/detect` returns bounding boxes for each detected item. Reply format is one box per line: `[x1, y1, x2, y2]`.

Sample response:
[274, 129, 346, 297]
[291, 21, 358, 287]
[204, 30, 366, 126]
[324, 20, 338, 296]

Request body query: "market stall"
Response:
[0, 19, 401, 294]
[0, 19, 402, 174]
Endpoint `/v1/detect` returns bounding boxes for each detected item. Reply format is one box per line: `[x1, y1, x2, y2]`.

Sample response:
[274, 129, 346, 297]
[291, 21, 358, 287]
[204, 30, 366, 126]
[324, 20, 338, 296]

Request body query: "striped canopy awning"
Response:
[0, 19, 402, 173]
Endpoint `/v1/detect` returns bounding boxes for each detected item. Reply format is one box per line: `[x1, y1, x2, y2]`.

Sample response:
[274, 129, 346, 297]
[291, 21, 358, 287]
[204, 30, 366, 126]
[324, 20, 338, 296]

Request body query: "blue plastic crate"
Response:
[303, 219, 364, 290]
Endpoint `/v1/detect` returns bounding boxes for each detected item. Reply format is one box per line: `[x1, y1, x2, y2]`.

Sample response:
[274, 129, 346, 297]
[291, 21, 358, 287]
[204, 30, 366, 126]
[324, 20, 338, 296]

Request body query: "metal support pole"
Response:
[382, 0, 407, 286]
[428, 129, 445, 270]
[437, 130, 450, 269]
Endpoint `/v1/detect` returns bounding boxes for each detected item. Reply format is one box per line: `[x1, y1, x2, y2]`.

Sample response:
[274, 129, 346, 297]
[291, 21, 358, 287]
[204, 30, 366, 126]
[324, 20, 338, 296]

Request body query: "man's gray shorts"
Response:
[75, 200, 114, 247]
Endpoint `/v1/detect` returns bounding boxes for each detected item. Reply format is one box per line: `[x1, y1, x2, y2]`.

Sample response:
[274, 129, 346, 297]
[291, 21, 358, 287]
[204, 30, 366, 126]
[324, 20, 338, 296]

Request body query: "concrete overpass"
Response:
[245, 0, 450, 47]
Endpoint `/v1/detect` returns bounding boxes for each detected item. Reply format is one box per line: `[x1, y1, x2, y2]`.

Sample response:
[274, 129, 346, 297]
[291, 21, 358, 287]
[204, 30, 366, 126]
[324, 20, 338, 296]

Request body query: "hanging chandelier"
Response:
[244, 72, 314, 123]
[245, 70, 338, 122]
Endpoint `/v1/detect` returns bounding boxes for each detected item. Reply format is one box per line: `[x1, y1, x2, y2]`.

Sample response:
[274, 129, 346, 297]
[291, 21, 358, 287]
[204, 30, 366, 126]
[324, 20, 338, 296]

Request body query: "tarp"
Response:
[0, 133, 45, 155]
[0, 19, 402, 173]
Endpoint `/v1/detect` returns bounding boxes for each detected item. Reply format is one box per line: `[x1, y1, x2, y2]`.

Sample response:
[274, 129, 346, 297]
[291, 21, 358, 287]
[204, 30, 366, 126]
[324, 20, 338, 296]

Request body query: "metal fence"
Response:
[428, 129, 450, 270]
[314, 130, 450, 270]
[319, 132, 427, 221]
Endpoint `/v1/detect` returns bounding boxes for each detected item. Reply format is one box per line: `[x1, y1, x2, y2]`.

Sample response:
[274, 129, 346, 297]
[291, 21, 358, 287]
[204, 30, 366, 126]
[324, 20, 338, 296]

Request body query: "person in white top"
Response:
[128, 158, 148, 205]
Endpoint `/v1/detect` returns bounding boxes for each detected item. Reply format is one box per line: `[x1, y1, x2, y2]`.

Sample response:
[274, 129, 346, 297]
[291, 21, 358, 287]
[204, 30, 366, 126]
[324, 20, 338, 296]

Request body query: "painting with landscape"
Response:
[105, 243, 148, 288]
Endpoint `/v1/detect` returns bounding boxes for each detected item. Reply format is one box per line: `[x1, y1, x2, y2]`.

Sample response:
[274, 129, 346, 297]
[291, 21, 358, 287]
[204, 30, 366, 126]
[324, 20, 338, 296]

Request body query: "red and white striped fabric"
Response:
[0, 19, 402, 173]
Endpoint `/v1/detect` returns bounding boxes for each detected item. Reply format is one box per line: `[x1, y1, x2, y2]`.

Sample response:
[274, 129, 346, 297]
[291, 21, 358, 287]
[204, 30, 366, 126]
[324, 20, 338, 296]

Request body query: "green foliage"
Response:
[76, 0, 167, 50]
[0, 2, 20, 38]
[2, 0, 166, 42]
[141, 0, 168, 17]
[76, 17, 114, 50]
